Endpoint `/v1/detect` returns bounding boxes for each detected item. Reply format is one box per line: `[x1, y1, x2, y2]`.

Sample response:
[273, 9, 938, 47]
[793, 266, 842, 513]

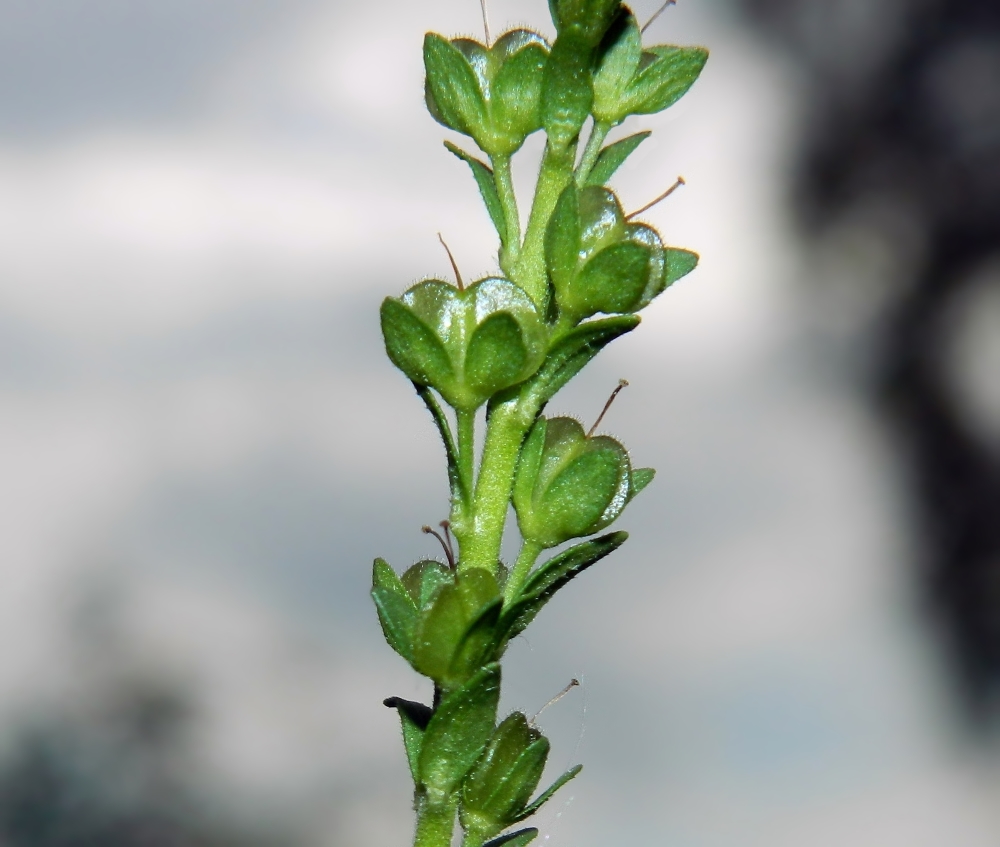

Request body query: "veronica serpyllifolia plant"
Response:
[373, 2, 706, 844]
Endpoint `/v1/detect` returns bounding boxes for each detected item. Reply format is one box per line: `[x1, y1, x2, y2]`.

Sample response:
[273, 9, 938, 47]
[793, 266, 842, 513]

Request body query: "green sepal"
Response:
[461, 712, 550, 840]
[383, 696, 434, 784]
[413, 569, 502, 689]
[512, 764, 583, 822]
[444, 141, 507, 244]
[424, 33, 488, 138]
[482, 829, 538, 847]
[591, 10, 642, 118]
[499, 532, 627, 642]
[519, 315, 640, 409]
[630, 467, 655, 497]
[371, 558, 418, 662]
[584, 130, 650, 186]
[419, 663, 502, 800]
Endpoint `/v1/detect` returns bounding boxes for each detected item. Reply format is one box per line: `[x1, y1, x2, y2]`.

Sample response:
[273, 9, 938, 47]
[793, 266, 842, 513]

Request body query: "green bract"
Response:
[380, 277, 548, 411]
[513, 415, 649, 548]
[592, 11, 708, 125]
[425, 30, 550, 157]
[545, 183, 697, 322]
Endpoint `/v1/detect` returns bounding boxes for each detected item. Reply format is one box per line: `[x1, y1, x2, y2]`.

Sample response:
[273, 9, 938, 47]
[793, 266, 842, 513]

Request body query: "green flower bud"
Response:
[461, 712, 549, 840]
[425, 30, 550, 157]
[513, 415, 639, 548]
[381, 277, 548, 411]
[592, 11, 708, 125]
[548, 0, 622, 46]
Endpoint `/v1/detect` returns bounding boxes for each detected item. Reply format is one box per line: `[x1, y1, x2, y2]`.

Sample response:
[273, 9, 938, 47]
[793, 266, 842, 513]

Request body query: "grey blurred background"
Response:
[0, 0, 997, 845]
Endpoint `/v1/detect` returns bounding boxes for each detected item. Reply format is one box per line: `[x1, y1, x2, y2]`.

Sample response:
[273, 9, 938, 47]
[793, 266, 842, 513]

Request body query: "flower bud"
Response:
[381, 277, 548, 411]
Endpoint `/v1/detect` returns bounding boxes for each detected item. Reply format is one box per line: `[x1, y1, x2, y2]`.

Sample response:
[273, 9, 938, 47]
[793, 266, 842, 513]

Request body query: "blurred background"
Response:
[0, 0, 997, 844]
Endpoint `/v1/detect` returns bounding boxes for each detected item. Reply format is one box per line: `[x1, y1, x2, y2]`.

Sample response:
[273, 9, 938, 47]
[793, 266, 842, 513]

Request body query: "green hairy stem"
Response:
[374, 3, 708, 845]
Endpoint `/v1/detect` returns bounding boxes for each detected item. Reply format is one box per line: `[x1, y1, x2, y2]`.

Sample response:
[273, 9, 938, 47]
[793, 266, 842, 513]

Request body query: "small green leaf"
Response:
[521, 315, 640, 408]
[482, 829, 538, 847]
[585, 131, 650, 186]
[383, 696, 433, 783]
[663, 247, 699, 287]
[628, 45, 709, 115]
[444, 141, 507, 243]
[499, 532, 627, 642]
[513, 764, 583, 822]
[415, 384, 466, 506]
[424, 33, 488, 137]
[631, 467, 655, 496]
[419, 664, 502, 799]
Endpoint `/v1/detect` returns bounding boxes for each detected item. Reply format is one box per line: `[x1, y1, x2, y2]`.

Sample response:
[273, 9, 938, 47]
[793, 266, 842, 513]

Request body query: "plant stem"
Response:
[575, 120, 612, 186]
[492, 154, 521, 274]
[511, 141, 576, 308]
[504, 539, 543, 604]
[413, 797, 456, 847]
[458, 399, 534, 573]
[457, 408, 476, 509]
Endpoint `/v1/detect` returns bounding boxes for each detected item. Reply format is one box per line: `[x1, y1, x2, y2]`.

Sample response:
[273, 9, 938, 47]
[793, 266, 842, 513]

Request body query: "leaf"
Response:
[585, 131, 650, 186]
[415, 384, 466, 506]
[371, 558, 418, 661]
[631, 467, 655, 497]
[627, 45, 708, 115]
[499, 532, 628, 642]
[424, 33, 488, 136]
[663, 247, 699, 287]
[444, 141, 507, 243]
[482, 829, 538, 847]
[419, 664, 502, 798]
[522, 315, 640, 408]
[383, 697, 433, 783]
[513, 764, 582, 822]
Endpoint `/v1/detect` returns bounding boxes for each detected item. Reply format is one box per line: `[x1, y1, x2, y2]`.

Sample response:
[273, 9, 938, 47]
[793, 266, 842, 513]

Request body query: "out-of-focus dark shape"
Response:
[739, 0, 1000, 717]
[0, 683, 295, 847]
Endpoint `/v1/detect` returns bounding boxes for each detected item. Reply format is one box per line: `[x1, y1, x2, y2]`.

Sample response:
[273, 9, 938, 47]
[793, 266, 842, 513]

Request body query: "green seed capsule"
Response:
[380, 277, 548, 411]
[425, 30, 550, 157]
[461, 712, 549, 840]
[513, 416, 634, 548]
